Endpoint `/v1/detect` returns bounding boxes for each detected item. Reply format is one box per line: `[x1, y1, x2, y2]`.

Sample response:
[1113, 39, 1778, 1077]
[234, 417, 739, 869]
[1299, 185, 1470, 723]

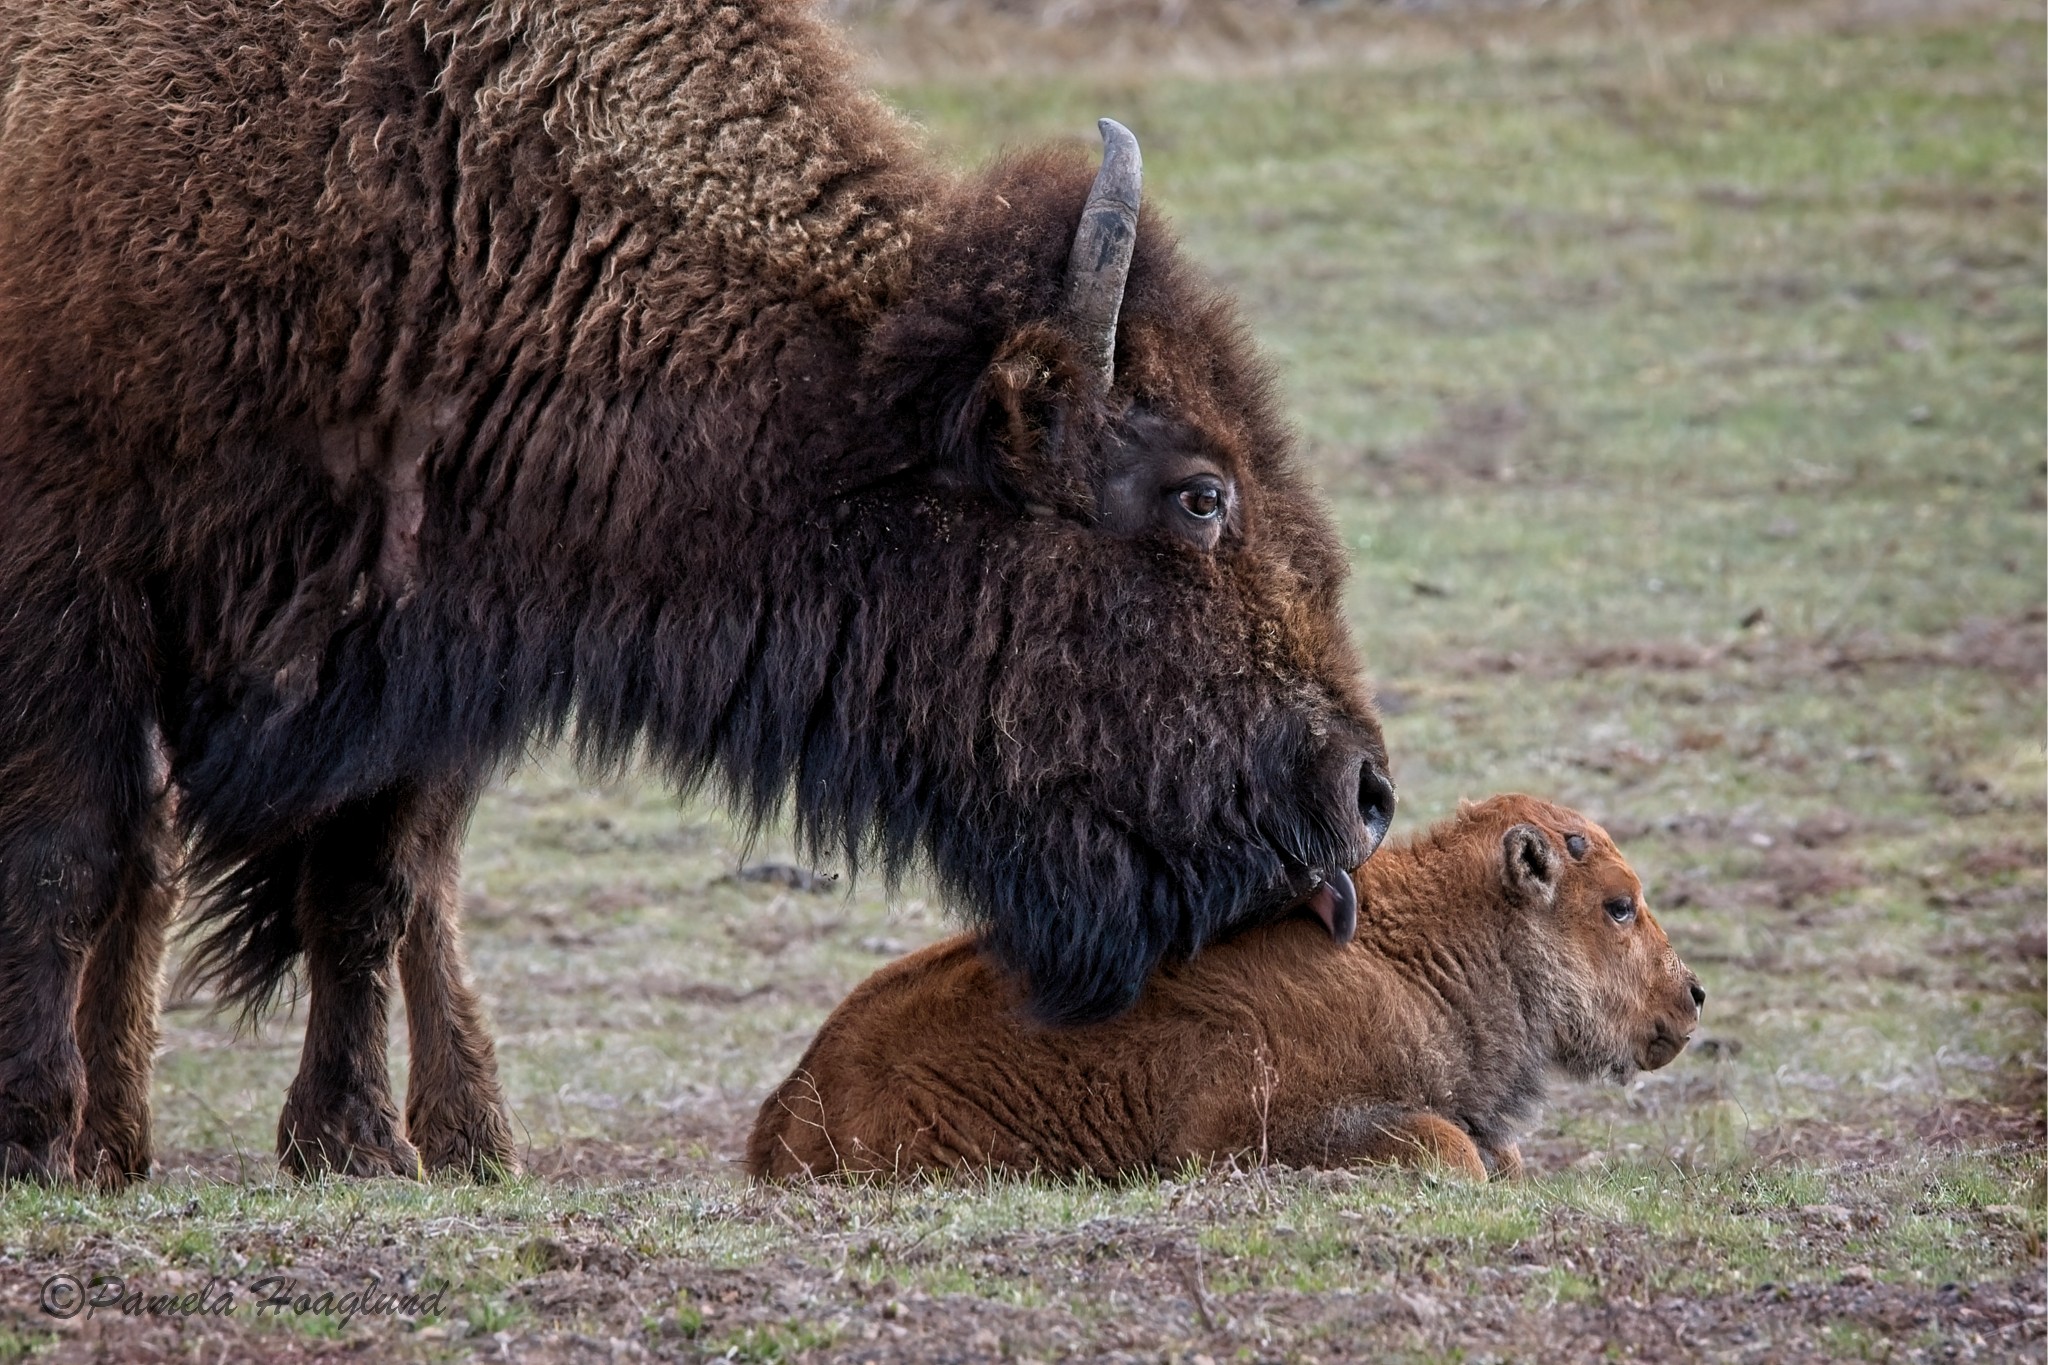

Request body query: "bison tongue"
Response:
[1306, 874, 1358, 945]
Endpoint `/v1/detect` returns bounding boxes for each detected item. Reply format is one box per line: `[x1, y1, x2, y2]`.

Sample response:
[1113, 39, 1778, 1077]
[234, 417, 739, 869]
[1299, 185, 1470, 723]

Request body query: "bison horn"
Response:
[1062, 118, 1142, 389]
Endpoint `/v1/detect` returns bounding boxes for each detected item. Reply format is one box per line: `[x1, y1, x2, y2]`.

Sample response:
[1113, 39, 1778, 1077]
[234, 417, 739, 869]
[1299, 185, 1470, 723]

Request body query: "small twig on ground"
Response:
[1612, 0, 1669, 93]
[1180, 1248, 1228, 1333]
[1813, 547, 1891, 646]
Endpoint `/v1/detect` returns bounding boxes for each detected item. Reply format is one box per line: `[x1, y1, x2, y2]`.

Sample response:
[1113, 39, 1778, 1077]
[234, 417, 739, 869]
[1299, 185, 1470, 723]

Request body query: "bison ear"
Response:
[1502, 824, 1559, 908]
[952, 324, 1096, 514]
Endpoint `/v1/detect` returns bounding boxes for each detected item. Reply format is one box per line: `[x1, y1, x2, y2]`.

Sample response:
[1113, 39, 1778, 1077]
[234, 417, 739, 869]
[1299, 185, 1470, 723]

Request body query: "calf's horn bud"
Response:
[1062, 118, 1142, 389]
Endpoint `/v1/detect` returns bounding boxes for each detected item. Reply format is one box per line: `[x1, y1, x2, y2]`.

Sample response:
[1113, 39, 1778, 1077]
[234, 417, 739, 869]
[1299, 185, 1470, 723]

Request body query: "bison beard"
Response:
[0, 0, 1390, 1183]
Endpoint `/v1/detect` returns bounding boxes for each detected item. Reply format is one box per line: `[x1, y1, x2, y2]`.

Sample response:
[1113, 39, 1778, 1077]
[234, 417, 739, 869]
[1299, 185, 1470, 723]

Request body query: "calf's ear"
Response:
[1502, 824, 1559, 908]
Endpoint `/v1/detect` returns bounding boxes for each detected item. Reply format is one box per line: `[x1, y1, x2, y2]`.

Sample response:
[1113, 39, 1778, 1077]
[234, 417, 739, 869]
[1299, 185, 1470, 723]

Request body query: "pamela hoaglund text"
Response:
[38, 1270, 446, 1326]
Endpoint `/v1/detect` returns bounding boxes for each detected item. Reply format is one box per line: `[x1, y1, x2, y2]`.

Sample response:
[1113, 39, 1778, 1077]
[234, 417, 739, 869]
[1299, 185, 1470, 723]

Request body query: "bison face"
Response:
[828, 125, 1393, 1024]
[1496, 806, 1702, 1083]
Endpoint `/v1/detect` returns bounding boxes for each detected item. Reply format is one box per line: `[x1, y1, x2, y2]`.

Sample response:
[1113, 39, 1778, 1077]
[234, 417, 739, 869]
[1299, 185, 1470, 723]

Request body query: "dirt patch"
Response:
[10, 1127, 2042, 1365]
[1957, 840, 2048, 883]
[145, 1149, 294, 1186]
[523, 1137, 742, 1186]
[1323, 392, 1559, 496]
[1453, 613, 2048, 686]
[1926, 833, 2048, 899]
[724, 905, 854, 958]
[15, 1262, 2040, 1365]
[518, 1098, 757, 1182]
[1746, 1090, 2046, 1170]
[1949, 611, 2048, 680]
[1264, 1277, 2045, 1364]
[1790, 809, 1862, 848]
[1759, 845, 1867, 911]
[718, 863, 844, 895]
[1914, 1098, 2047, 1155]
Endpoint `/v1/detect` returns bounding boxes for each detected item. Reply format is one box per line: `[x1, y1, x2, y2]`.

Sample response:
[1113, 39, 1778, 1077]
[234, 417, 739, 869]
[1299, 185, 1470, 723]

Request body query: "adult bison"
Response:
[0, 0, 1393, 1185]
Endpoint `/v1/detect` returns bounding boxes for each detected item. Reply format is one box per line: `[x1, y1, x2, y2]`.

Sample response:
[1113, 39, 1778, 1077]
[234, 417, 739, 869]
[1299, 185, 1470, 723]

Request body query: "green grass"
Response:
[4, 7, 2042, 1362]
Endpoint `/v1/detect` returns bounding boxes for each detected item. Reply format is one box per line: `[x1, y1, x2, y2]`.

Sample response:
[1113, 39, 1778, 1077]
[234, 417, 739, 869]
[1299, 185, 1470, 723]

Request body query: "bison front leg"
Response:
[278, 787, 430, 1180]
[396, 781, 516, 1180]
[0, 903, 99, 1185]
[0, 936, 89, 1184]
[74, 794, 180, 1188]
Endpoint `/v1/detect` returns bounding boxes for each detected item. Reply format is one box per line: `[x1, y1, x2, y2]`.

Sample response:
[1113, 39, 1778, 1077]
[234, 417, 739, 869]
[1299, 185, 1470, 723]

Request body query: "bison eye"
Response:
[1604, 896, 1637, 925]
[1176, 482, 1226, 522]
[1565, 834, 1588, 859]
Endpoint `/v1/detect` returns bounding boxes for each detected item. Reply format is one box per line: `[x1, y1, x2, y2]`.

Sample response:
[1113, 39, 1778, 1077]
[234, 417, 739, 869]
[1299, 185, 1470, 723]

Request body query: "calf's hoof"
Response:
[278, 1092, 421, 1180]
[1481, 1142, 1524, 1183]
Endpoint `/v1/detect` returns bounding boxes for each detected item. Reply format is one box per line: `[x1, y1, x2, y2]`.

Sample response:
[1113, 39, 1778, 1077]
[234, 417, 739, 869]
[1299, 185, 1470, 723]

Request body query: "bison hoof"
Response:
[0, 1141, 74, 1185]
[74, 1125, 151, 1189]
[407, 1105, 519, 1182]
[0, 1133, 76, 1185]
[278, 1092, 421, 1180]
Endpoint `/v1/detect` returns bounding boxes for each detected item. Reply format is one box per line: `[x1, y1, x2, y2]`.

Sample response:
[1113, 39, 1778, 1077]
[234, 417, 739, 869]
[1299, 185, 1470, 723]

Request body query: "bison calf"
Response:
[748, 794, 1702, 1181]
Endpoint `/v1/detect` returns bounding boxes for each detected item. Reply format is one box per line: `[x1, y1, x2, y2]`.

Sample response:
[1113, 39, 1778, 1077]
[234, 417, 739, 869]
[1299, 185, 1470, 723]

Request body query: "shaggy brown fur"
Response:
[0, 0, 1391, 1183]
[748, 795, 1703, 1181]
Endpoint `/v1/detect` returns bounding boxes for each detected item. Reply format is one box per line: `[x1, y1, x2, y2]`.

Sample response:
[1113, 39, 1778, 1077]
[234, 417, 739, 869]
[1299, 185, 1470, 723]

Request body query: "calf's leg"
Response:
[1352, 1111, 1487, 1180]
[1274, 1105, 1489, 1181]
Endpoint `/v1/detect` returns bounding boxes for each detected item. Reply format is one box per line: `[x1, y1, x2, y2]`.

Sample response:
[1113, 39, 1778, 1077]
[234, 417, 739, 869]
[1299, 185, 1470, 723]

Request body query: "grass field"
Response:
[2, 3, 2042, 1362]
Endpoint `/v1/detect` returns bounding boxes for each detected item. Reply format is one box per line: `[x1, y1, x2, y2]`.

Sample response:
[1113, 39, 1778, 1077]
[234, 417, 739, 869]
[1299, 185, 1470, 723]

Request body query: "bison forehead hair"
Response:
[0, 0, 1389, 1028]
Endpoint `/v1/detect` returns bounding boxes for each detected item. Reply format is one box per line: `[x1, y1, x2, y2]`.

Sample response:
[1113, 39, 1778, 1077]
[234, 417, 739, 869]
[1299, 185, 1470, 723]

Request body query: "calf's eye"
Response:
[1565, 834, 1589, 859]
[1177, 484, 1225, 521]
[1604, 896, 1637, 925]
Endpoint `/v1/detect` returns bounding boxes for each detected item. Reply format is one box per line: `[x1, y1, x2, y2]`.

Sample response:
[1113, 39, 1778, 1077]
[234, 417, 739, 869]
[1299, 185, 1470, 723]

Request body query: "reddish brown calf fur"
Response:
[748, 796, 1703, 1181]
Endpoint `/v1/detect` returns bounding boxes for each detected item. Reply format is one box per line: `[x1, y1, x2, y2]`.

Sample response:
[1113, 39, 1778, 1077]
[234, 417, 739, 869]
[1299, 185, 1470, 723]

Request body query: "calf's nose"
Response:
[1685, 976, 1705, 1013]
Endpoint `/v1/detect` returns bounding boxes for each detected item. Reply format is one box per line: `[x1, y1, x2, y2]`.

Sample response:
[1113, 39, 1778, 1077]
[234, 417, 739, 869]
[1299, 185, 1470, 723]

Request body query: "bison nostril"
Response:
[1357, 762, 1396, 856]
[1689, 982, 1706, 1009]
